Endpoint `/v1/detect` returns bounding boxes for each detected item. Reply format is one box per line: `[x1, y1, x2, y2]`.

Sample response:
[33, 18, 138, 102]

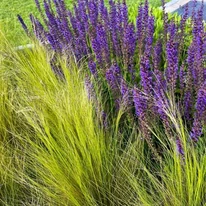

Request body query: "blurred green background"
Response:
[0, 0, 165, 46]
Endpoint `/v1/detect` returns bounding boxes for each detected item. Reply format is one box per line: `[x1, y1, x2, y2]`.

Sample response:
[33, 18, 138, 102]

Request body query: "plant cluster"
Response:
[0, 38, 205, 206]
[18, 0, 206, 157]
[0, 0, 206, 202]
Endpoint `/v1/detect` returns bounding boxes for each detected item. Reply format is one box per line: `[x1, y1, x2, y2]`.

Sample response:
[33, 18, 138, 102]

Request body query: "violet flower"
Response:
[29, 14, 46, 43]
[140, 56, 153, 95]
[183, 90, 193, 122]
[109, 0, 119, 57]
[143, 0, 149, 29]
[179, 64, 185, 91]
[136, 4, 143, 41]
[91, 34, 102, 66]
[165, 24, 178, 91]
[105, 64, 121, 91]
[96, 23, 110, 65]
[17, 15, 29, 35]
[88, 60, 97, 76]
[120, 79, 130, 107]
[190, 82, 206, 141]
[88, 0, 98, 27]
[122, 23, 136, 68]
[145, 16, 154, 55]
[153, 41, 162, 71]
[187, 44, 196, 84]
[121, 0, 128, 27]
[190, 119, 203, 142]
[133, 87, 147, 118]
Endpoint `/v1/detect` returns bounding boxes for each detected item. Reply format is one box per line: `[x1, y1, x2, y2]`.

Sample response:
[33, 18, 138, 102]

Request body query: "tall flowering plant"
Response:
[19, 0, 206, 157]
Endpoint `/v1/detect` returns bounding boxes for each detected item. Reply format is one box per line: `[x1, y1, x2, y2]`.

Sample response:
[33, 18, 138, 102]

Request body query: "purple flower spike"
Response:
[44, 0, 62, 51]
[109, 0, 119, 57]
[195, 83, 206, 119]
[179, 64, 185, 90]
[183, 90, 193, 122]
[136, 4, 144, 41]
[76, 1, 89, 30]
[96, 23, 110, 65]
[91, 36, 102, 66]
[165, 25, 178, 91]
[120, 79, 130, 107]
[106, 64, 121, 90]
[133, 87, 147, 117]
[88, 60, 97, 76]
[88, 0, 98, 27]
[190, 82, 206, 141]
[153, 41, 162, 71]
[154, 88, 168, 121]
[143, 0, 149, 28]
[29, 14, 46, 43]
[187, 44, 196, 84]
[145, 16, 154, 55]
[17, 15, 29, 34]
[123, 23, 136, 68]
[140, 56, 153, 94]
[116, 0, 123, 35]
[190, 119, 203, 142]
[46, 33, 58, 50]
[153, 70, 168, 121]
[121, 0, 128, 27]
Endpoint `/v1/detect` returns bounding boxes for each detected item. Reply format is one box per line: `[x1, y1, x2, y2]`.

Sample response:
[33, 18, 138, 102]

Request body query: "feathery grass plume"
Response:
[0, 33, 154, 205]
[0, 30, 50, 205]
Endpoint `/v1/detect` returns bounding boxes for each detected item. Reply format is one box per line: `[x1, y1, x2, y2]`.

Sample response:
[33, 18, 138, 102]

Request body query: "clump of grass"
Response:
[0, 32, 144, 205]
[126, 103, 206, 206]
[0, 23, 206, 206]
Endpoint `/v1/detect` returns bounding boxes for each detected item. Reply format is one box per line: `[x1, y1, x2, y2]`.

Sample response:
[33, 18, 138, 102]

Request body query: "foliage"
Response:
[19, 0, 206, 152]
[0, 27, 206, 205]
[0, 0, 205, 205]
[0, 37, 117, 205]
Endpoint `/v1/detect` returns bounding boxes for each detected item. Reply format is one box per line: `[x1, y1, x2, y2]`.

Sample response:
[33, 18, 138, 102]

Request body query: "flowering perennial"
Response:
[19, 0, 206, 153]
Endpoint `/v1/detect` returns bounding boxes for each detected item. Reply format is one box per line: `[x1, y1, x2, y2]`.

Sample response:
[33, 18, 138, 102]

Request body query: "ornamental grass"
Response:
[0, 0, 205, 205]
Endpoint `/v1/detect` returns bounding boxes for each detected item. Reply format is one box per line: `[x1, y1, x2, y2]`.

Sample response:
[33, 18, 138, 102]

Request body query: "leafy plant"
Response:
[19, 0, 206, 153]
[0, 24, 206, 205]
